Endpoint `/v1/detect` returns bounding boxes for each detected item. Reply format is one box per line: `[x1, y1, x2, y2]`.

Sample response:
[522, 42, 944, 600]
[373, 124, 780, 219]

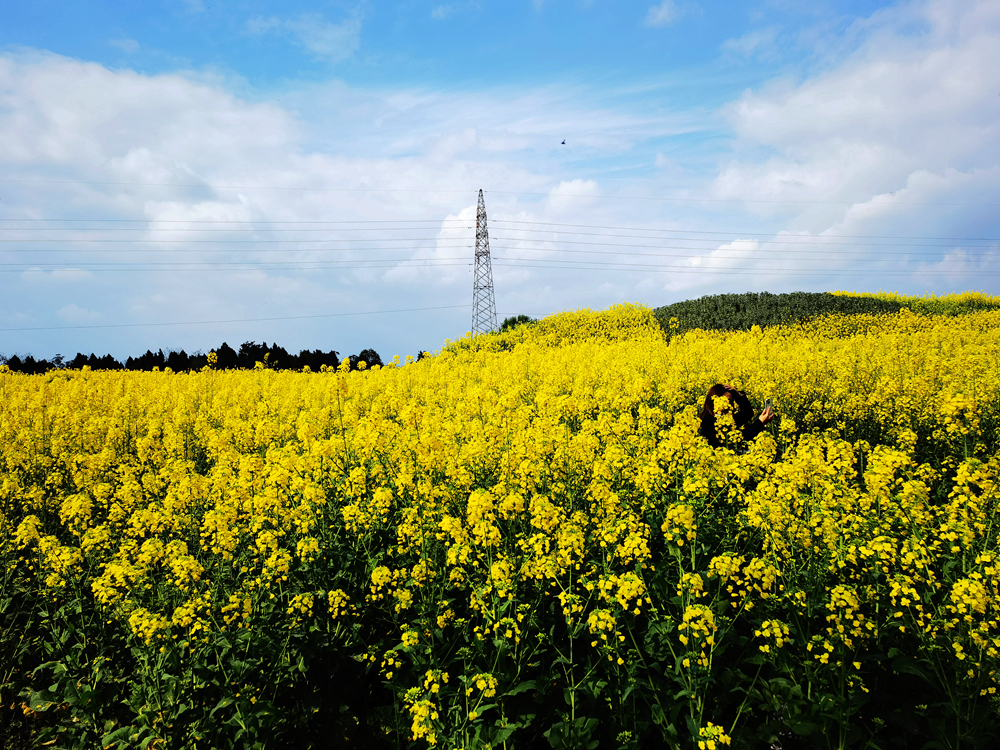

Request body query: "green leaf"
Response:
[29, 690, 57, 712]
[210, 697, 235, 717]
[892, 657, 936, 687]
[101, 726, 133, 747]
[650, 703, 666, 726]
[32, 660, 63, 675]
[685, 715, 700, 740]
[504, 680, 537, 697]
[789, 720, 821, 736]
[62, 680, 80, 706]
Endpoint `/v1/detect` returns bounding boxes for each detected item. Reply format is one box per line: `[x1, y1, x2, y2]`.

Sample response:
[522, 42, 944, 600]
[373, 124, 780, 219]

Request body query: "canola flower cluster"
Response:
[2, 302, 1000, 749]
[831, 289, 1000, 315]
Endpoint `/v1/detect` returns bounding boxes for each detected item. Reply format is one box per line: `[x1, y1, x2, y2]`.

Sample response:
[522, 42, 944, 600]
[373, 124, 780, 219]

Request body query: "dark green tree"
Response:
[499, 314, 536, 332]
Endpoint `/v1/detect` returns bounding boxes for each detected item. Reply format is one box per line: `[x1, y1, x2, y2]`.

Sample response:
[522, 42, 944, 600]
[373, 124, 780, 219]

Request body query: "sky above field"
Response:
[1, 0, 998, 362]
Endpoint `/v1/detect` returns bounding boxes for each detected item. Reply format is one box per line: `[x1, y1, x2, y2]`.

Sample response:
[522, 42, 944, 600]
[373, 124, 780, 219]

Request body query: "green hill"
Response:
[653, 290, 1000, 337]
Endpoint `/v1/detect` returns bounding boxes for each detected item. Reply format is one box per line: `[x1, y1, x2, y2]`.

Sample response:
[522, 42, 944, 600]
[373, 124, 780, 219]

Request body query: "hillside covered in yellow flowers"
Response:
[3, 296, 1000, 749]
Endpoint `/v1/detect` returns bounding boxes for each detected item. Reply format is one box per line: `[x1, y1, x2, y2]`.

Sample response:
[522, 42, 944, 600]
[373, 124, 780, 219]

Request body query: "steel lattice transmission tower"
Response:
[471, 189, 498, 336]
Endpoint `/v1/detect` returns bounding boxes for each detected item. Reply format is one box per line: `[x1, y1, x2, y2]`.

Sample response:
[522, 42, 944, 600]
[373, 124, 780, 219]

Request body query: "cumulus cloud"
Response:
[918, 246, 1000, 279]
[246, 13, 362, 63]
[108, 38, 140, 54]
[705, 0, 1000, 301]
[431, 2, 480, 20]
[545, 179, 600, 214]
[57, 304, 102, 323]
[715, 0, 1000, 224]
[645, 1, 682, 28]
[0, 51, 685, 357]
[683, 239, 761, 275]
[721, 27, 779, 59]
[2, 0, 998, 358]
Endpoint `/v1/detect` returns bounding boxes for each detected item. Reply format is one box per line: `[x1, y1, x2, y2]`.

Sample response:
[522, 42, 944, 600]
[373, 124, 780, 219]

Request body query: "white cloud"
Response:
[714, 0, 1000, 230]
[50, 269, 93, 281]
[653, 152, 688, 177]
[19, 268, 93, 283]
[431, 2, 480, 20]
[0, 52, 295, 166]
[383, 204, 477, 285]
[245, 17, 280, 35]
[916, 245, 1000, 280]
[721, 27, 779, 59]
[57, 303, 102, 322]
[0, 51, 688, 357]
[109, 38, 140, 54]
[2, 0, 999, 358]
[684, 239, 759, 272]
[545, 179, 600, 214]
[645, 1, 681, 28]
[246, 13, 362, 63]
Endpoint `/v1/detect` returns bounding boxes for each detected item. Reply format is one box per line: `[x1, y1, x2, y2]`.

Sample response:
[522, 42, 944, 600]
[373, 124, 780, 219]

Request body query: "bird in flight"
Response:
[561, 140, 566, 145]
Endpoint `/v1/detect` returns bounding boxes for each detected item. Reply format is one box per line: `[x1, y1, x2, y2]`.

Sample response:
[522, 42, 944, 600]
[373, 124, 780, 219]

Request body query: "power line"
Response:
[484, 190, 998, 208]
[0, 248, 464, 256]
[494, 255, 998, 271]
[7, 252, 992, 274]
[3, 239, 989, 257]
[489, 244, 984, 259]
[0, 218, 471, 224]
[2, 177, 995, 207]
[489, 229, 994, 249]
[0, 226, 472, 232]
[0, 258, 468, 271]
[3, 216, 996, 242]
[0, 178, 476, 194]
[3, 258, 470, 268]
[0, 238, 470, 244]
[7, 260, 990, 276]
[2, 262, 471, 274]
[0, 304, 472, 333]
[3, 233, 989, 255]
[3, 240, 975, 263]
[4, 261, 991, 282]
[2, 246, 468, 256]
[1, 230, 990, 249]
[490, 219, 1000, 243]
[490, 261, 999, 277]
[2, 207, 995, 282]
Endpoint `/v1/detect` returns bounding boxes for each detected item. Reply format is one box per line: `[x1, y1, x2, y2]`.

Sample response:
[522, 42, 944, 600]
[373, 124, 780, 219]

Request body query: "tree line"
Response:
[652, 291, 1000, 339]
[0, 341, 399, 375]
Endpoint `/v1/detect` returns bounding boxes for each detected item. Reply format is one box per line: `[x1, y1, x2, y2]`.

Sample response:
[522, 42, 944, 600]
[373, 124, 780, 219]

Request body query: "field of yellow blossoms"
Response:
[3, 299, 1000, 749]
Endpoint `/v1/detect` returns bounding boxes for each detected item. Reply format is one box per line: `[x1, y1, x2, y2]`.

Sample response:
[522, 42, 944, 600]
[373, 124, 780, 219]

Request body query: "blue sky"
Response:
[2, 1, 874, 86]
[1, 0, 998, 362]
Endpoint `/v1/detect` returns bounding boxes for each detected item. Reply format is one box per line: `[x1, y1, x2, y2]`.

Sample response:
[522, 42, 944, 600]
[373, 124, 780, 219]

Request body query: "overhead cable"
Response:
[1, 177, 995, 207]
[0, 304, 472, 332]
[4, 216, 996, 242]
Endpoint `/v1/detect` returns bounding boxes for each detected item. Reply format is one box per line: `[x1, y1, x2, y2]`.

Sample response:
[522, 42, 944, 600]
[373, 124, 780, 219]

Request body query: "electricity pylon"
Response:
[471, 189, 498, 336]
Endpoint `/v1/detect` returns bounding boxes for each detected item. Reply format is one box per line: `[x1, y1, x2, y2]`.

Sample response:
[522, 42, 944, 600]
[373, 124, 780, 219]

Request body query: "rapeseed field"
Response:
[2, 301, 999, 749]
